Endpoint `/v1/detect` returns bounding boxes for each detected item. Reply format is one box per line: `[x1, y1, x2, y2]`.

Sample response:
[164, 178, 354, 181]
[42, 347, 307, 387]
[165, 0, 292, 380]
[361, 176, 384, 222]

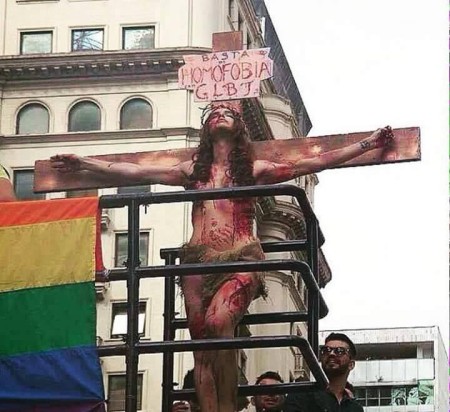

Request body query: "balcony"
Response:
[364, 406, 433, 412]
[351, 359, 434, 384]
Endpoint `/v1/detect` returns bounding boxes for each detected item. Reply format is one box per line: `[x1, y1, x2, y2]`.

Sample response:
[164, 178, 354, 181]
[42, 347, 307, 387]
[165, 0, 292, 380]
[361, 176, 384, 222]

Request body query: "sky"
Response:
[264, 0, 448, 349]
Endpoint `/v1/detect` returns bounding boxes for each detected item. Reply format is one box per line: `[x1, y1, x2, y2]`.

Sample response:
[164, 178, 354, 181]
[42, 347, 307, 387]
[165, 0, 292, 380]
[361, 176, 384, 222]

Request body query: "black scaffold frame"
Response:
[98, 184, 329, 412]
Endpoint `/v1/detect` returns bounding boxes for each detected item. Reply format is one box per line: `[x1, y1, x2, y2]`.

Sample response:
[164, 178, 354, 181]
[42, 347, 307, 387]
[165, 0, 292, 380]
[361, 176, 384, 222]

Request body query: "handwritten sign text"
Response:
[178, 48, 273, 101]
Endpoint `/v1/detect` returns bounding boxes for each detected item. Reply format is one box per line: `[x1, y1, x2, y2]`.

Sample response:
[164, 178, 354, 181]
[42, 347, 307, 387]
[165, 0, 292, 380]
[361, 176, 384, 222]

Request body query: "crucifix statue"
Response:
[35, 32, 419, 412]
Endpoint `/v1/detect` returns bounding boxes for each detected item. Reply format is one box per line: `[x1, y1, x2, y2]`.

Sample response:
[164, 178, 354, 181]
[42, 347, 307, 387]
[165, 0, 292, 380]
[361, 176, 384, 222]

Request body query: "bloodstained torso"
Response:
[188, 164, 256, 251]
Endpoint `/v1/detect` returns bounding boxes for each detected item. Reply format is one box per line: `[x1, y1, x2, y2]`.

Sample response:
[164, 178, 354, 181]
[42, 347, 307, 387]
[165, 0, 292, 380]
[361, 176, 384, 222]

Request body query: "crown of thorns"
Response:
[200, 103, 242, 126]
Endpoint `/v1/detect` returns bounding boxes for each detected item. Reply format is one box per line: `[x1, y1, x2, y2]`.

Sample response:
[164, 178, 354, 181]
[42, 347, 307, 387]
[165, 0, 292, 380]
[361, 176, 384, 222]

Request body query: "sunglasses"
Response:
[320, 346, 351, 356]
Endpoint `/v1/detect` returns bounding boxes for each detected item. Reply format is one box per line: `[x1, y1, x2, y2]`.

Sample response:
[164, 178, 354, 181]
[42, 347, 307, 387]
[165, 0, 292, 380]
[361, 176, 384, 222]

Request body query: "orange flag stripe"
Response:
[0, 197, 99, 227]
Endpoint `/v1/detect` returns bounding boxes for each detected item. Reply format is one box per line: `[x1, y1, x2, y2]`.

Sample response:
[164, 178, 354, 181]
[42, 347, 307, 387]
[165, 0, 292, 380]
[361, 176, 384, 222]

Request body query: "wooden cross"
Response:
[34, 31, 420, 192]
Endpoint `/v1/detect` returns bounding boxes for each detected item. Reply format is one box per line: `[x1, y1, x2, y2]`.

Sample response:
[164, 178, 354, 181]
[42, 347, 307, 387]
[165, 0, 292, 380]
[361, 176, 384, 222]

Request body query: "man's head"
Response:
[320, 333, 356, 379]
[251, 371, 285, 412]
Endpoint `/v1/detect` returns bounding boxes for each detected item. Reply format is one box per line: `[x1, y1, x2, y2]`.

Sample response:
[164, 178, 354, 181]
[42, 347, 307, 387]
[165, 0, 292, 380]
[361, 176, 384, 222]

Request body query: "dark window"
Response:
[16, 103, 49, 134]
[355, 385, 424, 407]
[117, 185, 151, 195]
[122, 27, 155, 50]
[115, 232, 149, 267]
[111, 301, 146, 339]
[71, 29, 103, 51]
[20, 31, 52, 54]
[14, 170, 45, 200]
[66, 189, 98, 198]
[68, 101, 101, 132]
[108, 374, 143, 411]
[120, 99, 153, 130]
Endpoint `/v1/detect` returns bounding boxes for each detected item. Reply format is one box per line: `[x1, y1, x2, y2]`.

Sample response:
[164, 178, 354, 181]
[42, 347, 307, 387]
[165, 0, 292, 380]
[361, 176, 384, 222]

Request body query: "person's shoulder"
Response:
[284, 390, 316, 412]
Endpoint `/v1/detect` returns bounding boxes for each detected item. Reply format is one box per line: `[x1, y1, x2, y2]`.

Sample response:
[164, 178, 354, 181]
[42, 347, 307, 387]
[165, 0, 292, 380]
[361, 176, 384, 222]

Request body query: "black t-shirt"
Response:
[284, 389, 364, 412]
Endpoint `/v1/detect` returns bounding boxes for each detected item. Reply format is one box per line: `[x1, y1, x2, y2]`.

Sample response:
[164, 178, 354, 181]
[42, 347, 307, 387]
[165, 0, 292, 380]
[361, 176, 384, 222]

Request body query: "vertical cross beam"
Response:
[212, 31, 244, 113]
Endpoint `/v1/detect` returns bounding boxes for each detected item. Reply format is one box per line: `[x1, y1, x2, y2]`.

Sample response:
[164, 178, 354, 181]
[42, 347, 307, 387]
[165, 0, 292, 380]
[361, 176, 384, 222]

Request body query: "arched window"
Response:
[120, 98, 152, 130]
[16, 103, 49, 134]
[68, 101, 101, 132]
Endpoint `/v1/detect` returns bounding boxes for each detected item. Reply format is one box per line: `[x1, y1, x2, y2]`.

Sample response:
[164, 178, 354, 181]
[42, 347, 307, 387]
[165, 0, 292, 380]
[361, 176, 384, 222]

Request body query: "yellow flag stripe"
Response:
[0, 217, 95, 292]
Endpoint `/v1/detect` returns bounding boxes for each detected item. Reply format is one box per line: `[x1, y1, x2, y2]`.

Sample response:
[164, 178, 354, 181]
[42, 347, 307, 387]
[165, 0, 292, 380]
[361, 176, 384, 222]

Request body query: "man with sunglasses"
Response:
[284, 332, 363, 412]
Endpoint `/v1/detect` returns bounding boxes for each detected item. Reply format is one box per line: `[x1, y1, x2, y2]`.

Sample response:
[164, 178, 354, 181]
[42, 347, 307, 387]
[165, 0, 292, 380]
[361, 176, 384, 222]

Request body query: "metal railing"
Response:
[97, 184, 329, 412]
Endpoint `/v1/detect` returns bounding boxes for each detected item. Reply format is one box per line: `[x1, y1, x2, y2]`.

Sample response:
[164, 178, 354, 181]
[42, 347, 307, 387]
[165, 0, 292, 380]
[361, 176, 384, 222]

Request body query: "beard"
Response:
[322, 360, 350, 378]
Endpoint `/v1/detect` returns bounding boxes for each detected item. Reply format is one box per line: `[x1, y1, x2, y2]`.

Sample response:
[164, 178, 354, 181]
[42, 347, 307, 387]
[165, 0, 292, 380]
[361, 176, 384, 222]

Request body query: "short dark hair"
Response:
[182, 369, 195, 389]
[324, 333, 357, 358]
[255, 371, 284, 385]
[182, 369, 198, 403]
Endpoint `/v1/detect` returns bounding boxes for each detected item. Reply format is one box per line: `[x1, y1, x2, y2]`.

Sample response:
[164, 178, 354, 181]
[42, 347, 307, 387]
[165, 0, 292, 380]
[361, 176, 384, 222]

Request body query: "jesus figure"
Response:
[51, 103, 393, 412]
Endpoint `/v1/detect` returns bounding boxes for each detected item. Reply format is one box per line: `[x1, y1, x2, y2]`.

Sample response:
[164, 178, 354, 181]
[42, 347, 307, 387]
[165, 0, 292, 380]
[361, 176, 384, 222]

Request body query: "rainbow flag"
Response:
[0, 198, 106, 412]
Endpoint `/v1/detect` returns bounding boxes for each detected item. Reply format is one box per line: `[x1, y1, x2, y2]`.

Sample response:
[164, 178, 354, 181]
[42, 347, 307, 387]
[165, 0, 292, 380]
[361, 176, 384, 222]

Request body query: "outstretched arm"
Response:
[254, 126, 394, 184]
[50, 154, 191, 186]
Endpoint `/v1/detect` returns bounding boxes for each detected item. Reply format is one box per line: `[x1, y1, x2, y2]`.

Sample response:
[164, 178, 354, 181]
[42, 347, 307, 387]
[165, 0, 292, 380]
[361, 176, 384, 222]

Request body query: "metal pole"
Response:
[125, 200, 140, 412]
[306, 215, 320, 357]
[161, 251, 177, 412]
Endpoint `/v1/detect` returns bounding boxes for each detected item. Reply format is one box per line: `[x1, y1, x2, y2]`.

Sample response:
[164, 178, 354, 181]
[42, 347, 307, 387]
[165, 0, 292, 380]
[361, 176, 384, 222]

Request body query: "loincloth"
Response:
[179, 241, 268, 305]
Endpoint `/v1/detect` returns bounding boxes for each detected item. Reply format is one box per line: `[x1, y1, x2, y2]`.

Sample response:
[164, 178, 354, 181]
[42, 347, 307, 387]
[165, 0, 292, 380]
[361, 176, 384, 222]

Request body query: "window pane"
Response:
[108, 374, 143, 411]
[16, 104, 49, 135]
[407, 387, 420, 405]
[120, 99, 153, 130]
[21, 32, 52, 54]
[72, 29, 103, 51]
[117, 185, 151, 194]
[69, 101, 101, 132]
[392, 387, 406, 405]
[418, 381, 434, 404]
[115, 232, 149, 267]
[14, 170, 45, 200]
[354, 388, 365, 399]
[115, 234, 128, 267]
[123, 27, 155, 50]
[111, 302, 146, 338]
[379, 387, 391, 397]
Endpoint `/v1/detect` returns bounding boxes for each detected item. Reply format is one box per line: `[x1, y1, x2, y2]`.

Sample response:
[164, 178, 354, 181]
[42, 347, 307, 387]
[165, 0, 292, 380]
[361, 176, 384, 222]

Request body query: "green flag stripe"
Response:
[0, 282, 95, 356]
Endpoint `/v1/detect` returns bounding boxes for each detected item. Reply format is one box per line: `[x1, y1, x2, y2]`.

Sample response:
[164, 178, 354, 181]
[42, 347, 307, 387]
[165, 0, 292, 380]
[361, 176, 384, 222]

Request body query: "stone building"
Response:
[0, 0, 331, 410]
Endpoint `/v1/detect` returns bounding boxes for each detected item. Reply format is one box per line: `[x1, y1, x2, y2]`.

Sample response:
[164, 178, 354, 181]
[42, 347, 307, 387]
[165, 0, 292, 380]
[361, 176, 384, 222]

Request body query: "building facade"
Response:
[319, 327, 448, 412]
[0, 1, 331, 410]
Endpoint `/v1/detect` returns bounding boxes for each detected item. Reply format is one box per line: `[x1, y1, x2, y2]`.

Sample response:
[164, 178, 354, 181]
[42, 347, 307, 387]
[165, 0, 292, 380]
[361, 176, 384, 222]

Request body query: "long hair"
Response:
[190, 107, 255, 187]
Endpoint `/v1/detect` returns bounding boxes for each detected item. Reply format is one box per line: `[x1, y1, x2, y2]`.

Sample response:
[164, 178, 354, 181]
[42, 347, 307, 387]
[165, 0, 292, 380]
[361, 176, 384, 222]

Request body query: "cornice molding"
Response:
[257, 196, 332, 287]
[0, 47, 210, 81]
[258, 197, 305, 236]
[244, 98, 274, 141]
[0, 127, 199, 146]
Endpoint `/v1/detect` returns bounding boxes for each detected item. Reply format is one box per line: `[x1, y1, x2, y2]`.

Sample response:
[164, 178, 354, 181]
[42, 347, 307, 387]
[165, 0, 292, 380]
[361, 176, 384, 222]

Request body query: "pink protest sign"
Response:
[178, 48, 273, 101]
